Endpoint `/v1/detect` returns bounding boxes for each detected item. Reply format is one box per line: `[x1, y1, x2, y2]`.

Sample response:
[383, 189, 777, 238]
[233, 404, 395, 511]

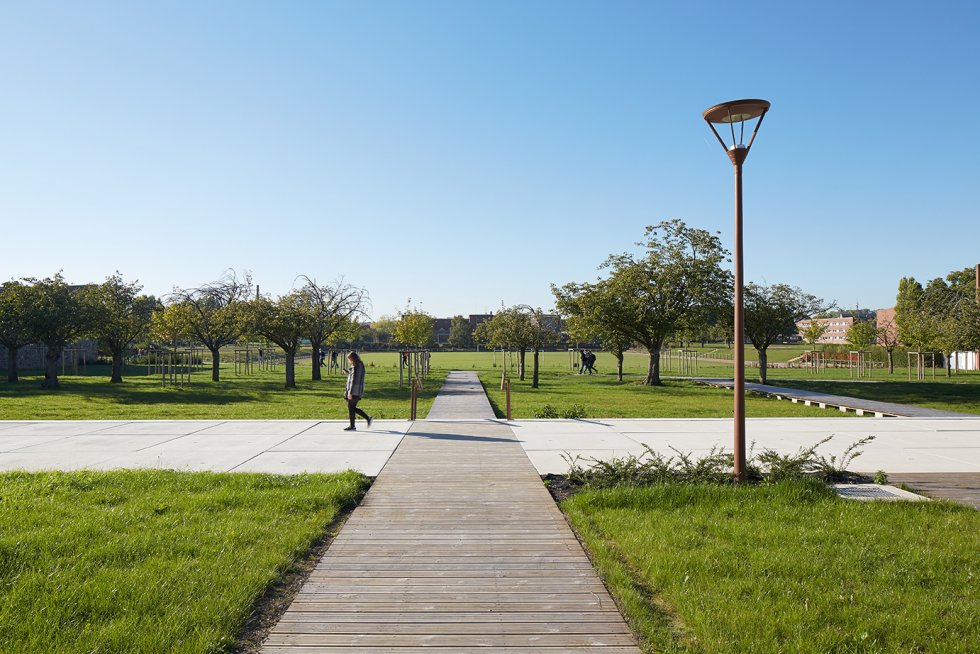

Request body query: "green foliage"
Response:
[447, 315, 473, 349]
[561, 434, 876, 489]
[846, 318, 878, 349]
[0, 280, 33, 381]
[168, 270, 254, 368]
[563, 482, 979, 653]
[394, 309, 434, 347]
[800, 319, 828, 348]
[88, 273, 156, 381]
[0, 470, 369, 653]
[874, 470, 889, 484]
[533, 403, 587, 419]
[570, 219, 733, 385]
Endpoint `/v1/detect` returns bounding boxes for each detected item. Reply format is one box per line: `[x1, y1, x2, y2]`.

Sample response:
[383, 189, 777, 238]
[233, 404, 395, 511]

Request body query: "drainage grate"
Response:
[834, 484, 928, 502]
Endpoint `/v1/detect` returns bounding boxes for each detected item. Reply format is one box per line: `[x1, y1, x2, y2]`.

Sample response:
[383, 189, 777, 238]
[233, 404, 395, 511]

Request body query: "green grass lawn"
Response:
[563, 481, 980, 654]
[4, 349, 975, 419]
[0, 469, 369, 653]
[477, 370, 853, 419]
[0, 355, 445, 420]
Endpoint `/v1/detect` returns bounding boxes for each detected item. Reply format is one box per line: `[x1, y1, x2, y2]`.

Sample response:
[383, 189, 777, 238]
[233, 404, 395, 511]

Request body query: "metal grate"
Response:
[836, 485, 898, 499]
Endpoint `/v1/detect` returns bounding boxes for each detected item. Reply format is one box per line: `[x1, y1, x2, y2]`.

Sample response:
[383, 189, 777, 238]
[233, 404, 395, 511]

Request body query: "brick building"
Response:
[796, 316, 854, 344]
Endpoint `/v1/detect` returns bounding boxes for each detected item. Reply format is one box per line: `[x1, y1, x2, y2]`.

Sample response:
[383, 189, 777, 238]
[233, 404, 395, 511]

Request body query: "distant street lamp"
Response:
[702, 99, 770, 482]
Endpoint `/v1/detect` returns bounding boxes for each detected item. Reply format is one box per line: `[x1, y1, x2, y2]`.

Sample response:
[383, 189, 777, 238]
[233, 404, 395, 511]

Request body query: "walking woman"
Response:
[343, 351, 373, 431]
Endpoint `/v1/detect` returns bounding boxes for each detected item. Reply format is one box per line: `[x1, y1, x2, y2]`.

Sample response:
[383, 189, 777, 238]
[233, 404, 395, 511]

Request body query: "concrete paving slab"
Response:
[0, 422, 117, 436]
[513, 418, 980, 475]
[302, 420, 413, 436]
[0, 433, 74, 452]
[0, 451, 115, 471]
[231, 451, 394, 475]
[10, 433, 180, 454]
[95, 421, 219, 435]
[193, 420, 318, 436]
[271, 431, 406, 452]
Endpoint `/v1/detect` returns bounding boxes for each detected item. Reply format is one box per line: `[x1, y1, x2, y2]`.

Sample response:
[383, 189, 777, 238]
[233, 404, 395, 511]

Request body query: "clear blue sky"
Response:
[2, 1, 978, 319]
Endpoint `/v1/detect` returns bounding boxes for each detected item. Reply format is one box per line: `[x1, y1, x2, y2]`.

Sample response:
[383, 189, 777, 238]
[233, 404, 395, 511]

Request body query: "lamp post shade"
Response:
[703, 99, 770, 163]
[702, 99, 770, 124]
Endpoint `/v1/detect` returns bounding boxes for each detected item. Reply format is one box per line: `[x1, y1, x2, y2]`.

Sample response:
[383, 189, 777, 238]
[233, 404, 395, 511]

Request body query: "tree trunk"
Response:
[532, 348, 540, 389]
[209, 346, 221, 381]
[644, 346, 662, 386]
[757, 348, 768, 385]
[887, 349, 894, 374]
[6, 345, 18, 382]
[616, 349, 624, 383]
[285, 350, 296, 388]
[311, 341, 323, 381]
[110, 350, 124, 383]
[519, 349, 526, 381]
[41, 347, 60, 389]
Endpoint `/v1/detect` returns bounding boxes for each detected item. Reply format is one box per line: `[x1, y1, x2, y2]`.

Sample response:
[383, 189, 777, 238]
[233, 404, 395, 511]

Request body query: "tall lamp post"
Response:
[702, 99, 770, 482]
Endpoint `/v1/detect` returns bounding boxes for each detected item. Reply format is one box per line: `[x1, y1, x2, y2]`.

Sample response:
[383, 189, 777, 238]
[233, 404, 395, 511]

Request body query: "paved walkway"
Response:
[262, 372, 641, 652]
[698, 378, 973, 417]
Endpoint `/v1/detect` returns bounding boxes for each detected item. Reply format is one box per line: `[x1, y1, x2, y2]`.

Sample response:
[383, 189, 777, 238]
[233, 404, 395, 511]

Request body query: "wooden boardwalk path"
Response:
[698, 378, 973, 417]
[262, 372, 640, 652]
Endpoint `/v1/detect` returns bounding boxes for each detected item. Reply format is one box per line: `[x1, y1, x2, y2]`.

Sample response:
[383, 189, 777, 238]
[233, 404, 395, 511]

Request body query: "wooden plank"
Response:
[261, 372, 640, 652]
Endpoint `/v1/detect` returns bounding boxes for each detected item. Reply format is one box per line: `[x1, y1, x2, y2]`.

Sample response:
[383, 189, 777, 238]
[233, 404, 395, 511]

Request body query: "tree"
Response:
[23, 274, 97, 390]
[249, 291, 309, 388]
[922, 276, 980, 378]
[875, 314, 900, 374]
[447, 315, 473, 350]
[846, 320, 878, 350]
[519, 306, 558, 388]
[0, 281, 33, 382]
[89, 273, 155, 383]
[394, 309, 434, 349]
[895, 277, 932, 353]
[743, 283, 826, 384]
[800, 320, 827, 351]
[474, 307, 534, 381]
[170, 271, 253, 382]
[150, 303, 192, 346]
[553, 280, 634, 382]
[368, 316, 397, 348]
[300, 277, 369, 381]
[599, 220, 731, 385]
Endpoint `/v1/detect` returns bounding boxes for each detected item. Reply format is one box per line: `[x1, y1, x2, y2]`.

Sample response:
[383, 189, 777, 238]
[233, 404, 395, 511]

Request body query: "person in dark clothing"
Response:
[585, 351, 597, 374]
[343, 351, 373, 431]
[330, 350, 339, 370]
[318, 348, 327, 367]
[579, 349, 588, 374]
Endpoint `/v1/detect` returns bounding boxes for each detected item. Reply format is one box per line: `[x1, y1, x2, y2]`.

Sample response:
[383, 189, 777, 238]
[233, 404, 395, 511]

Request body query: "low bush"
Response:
[561, 434, 875, 491]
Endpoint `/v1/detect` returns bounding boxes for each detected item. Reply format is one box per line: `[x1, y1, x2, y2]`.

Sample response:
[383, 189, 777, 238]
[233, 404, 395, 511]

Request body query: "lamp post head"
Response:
[703, 99, 770, 166]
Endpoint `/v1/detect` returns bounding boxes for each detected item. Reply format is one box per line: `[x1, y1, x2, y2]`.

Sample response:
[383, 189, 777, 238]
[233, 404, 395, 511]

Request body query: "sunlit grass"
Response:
[563, 481, 980, 653]
[0, 469, 369, 653]
[0, 356, 445, 420]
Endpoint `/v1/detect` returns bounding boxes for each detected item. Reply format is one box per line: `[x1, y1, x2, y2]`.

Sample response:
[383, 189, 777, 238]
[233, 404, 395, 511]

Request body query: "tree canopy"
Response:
[743, 283, 826, 384]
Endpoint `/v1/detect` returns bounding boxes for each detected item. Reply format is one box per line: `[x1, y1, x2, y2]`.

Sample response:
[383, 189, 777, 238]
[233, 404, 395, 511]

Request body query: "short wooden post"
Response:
[410, 379, 417, 420]
[505, 378, 511, 421]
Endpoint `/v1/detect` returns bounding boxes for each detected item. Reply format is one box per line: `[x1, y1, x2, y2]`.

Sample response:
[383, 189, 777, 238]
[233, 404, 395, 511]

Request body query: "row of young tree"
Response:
[0, 271, 369, 389]
[895, 268, 980, 377]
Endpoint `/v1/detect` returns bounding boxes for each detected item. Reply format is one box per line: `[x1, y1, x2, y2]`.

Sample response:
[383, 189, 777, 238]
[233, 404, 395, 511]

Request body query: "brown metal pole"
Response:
[733, 157, 747, 482]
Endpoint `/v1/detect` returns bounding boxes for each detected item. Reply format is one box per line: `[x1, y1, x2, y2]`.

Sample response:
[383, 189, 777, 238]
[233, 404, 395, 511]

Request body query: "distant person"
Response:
[585, 351, 597, 375]
[343, 351, 373, 431]
[331, 350, 339, 370]
[319, 348, 327, 367]
[579, 349, 588, 374]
